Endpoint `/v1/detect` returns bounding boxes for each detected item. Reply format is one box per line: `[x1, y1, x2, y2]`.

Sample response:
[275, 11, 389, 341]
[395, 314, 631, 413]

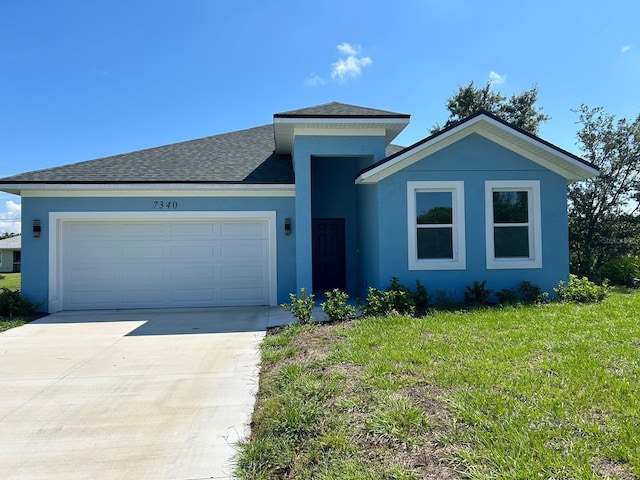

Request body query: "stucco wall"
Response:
[374, 133, 570, 301]
[20, 195, 296, 309]
[292, 134, 387, 294]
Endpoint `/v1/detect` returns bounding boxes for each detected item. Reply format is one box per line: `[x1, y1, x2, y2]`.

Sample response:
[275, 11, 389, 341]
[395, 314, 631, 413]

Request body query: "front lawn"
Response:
[236, 291, 640, 479]
[0, 272, 20, 291]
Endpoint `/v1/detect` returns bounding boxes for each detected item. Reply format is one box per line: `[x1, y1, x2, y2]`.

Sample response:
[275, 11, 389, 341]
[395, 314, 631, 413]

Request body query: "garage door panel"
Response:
[170, 267, 215, 281]
[120, 265, 166, 283]
[220, 287, 267, 303]
[65, 223, 116, 239]
[220, 242, 267, 259]
[67, 266, 116, 284]
[172, 223, 216, 236]
[220, 221, 266, 237]
[61, 218, 272, 310]
[122, 245, 166, 259]
[119, 223, 166, 237]
[170, 245, 215, 258]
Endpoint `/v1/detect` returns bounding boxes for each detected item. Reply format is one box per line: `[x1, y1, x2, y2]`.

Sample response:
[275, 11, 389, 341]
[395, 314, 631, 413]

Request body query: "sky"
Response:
[1, 0, 639, 234]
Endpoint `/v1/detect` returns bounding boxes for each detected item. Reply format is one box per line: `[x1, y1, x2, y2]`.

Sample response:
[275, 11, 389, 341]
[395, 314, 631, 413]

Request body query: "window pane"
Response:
[493, 191, 528, 223]
[494, 226, 529, 257]
[416, 191, 452, 224]
[417, 228, 453, 259]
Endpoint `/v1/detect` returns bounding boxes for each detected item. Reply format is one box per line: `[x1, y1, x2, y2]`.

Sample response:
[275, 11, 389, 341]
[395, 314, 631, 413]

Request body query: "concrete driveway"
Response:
[0, 307, 290, 480]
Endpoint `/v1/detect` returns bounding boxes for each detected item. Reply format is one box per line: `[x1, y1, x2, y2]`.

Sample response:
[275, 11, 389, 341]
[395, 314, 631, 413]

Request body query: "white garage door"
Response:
[61, 218, 272, 310]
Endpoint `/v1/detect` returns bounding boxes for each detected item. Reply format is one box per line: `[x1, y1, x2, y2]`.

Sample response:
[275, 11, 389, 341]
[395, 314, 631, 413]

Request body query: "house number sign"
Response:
[153, 200, 178, 209]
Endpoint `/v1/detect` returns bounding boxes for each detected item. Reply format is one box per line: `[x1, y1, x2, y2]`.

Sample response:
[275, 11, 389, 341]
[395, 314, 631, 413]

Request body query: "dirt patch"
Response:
[591, 459, 638, 479]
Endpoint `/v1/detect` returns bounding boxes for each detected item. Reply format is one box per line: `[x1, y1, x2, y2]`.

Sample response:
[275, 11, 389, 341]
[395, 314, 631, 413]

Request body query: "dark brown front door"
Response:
[312, 218, 346, 292]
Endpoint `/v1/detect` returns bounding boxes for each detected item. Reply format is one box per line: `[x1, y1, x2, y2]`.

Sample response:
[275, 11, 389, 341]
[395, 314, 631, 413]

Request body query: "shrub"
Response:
[495, 281, 543, 305]
[518, 281, 543, 303]
[360, 287, 398, 317]
[386, 277, 416, 315]
[554, 275, 610, 303]
[0, 288, 39, 318]
[321, 289, 357, 321]
[413, 279, 432, 310]
[281, 288, 315, 324]
[495, 287, 518, 305]
[464, 280, 493, 306]
[598, 255, 640, 288]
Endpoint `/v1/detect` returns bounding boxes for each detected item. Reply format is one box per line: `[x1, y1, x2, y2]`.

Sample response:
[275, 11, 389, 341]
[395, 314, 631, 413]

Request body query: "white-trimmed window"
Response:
[485, 180, 542, 269]
[407, 181, 466, 270]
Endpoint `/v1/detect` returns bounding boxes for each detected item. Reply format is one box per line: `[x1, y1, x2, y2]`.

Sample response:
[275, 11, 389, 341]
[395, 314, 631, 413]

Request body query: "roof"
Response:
[0, 236, 21, 250]
[274, 101, 410, 118]
[357, 110, 599, 184]
[0, 125, 294, 186]
[273, 101, 410, 153]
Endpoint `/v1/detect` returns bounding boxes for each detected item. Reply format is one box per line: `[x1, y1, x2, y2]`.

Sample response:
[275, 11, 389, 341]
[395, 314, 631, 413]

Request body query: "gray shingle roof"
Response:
[275, 101, 410, 118]
[0, 125, 294, 184]
[0, 236, 21, 249]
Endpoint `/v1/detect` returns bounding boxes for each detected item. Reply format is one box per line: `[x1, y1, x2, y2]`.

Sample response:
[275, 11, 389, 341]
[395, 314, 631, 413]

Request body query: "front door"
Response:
[312, 218, 346, 292]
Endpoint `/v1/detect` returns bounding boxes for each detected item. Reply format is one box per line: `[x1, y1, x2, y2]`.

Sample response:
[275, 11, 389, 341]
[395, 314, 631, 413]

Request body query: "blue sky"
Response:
[1, 0, 639, 233]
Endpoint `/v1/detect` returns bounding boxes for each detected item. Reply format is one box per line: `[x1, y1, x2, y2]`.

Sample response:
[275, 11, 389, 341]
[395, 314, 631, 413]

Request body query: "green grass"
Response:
[0, 272, 20, 291]
[236, 291, 640, 479]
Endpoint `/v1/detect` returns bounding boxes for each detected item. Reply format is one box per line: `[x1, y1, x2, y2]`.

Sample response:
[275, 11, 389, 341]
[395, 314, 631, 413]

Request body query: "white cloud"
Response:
[336, 42, 359, 56]
[305, 42, 373, 86]
[621, 45, 632, 53]
[0, 200, 21, 234]
[304, 74, 326, 87]
[489, 71, 506, 84]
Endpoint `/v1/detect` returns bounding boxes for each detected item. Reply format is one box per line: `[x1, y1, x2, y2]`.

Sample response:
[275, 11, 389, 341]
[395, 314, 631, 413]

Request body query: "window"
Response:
[407, 181, 465, 270]
[485, 180, 542, 269]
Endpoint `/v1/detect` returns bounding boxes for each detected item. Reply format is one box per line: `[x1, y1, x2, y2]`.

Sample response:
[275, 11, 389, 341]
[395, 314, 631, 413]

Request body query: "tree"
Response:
[432, 81, 550, 135]
[568, 105, 640, 277]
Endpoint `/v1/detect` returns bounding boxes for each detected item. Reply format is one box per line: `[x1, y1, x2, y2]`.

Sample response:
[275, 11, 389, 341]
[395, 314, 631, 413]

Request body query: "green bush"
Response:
[554, 275, 610, 303]
[0, 288, 39, 318]
[413, 279, 432, 310]
[495, 287, 519, 305]
[495, 281, 543, 305]
[281, 288, 315, 324]
[386, 277, 416, 315]
[598, 255, 640, 288]
[321, 289, 357, 321]
[360, 278, 432, 317]
[361, 287, 399, 317]
[518, 281, 543, 303]
[464, 280, 493, 306]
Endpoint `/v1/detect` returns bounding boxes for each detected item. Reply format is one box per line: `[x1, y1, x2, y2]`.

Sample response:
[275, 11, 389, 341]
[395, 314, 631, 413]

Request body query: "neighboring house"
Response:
[0, 102, 598, 313]
[0, 235, 21, 273]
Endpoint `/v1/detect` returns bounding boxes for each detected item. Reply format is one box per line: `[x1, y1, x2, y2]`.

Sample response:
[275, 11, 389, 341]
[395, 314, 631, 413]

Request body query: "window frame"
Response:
[485, 180, 542, 269]
[407, 181, 466, 270]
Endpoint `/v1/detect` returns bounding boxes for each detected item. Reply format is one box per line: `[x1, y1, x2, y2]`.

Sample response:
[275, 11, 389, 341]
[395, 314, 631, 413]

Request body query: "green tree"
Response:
[432, 81, 550, 135]
[568, 105, 640, 277]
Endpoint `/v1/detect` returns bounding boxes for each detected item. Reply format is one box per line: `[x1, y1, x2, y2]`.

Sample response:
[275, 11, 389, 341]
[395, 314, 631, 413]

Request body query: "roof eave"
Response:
[273, 117, 410, 154]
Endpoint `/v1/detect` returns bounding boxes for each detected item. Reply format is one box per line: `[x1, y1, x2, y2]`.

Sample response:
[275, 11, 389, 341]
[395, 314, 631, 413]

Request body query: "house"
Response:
[0, 235, 21, 273]
[0, 102, 598, 312]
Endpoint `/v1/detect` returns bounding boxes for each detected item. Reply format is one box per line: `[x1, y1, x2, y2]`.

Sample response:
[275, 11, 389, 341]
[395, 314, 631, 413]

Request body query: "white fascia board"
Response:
[12, 183, 295, 197]
[273, 117, 410, 126]
[293, 127, 386, 137]
[356, 115, 598, 184]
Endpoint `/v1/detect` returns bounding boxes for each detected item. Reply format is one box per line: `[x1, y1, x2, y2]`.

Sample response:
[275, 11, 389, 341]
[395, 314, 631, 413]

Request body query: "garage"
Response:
[50, 212, 276, 311]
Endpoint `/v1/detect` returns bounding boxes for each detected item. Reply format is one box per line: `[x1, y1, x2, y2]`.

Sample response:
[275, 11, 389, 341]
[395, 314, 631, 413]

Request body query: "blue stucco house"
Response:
[0, 102, 598, 312]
